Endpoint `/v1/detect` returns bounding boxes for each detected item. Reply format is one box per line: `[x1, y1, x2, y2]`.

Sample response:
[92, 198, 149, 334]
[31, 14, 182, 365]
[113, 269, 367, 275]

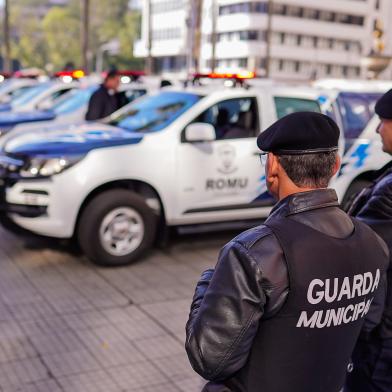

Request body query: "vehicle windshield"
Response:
[111, 91, 201, 133]
[11, 83, 50, 107]
[52, 86, 97, 115]
[338, 91, 383, 141]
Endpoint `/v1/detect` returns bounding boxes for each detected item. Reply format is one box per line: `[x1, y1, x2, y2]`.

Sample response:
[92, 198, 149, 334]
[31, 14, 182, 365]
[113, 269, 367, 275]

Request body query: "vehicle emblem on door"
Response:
[217, 144, 238, 174]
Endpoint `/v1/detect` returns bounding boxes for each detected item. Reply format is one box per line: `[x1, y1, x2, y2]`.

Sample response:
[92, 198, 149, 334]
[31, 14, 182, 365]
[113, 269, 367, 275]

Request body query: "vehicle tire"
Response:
[77, 190, 158, 266]
[341, 179, 372, 211]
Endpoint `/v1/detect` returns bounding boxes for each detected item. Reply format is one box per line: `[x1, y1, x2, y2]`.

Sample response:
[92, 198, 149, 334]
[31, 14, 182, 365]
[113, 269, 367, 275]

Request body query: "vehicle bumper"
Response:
[0, 179, 77, 238]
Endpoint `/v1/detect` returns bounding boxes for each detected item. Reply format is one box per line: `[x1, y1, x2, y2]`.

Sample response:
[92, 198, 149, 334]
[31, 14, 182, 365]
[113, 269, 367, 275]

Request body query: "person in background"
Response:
[85, 69, 127, 121]
[185, 112, 389, 392]
[345, 89, 392, 392]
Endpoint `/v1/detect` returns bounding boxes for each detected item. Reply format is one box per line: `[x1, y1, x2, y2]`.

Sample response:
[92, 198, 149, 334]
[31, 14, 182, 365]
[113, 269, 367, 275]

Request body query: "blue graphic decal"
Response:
[0, 110, 56, 127]
[7, 128, 144, 157]
[350, 142, 370, 168]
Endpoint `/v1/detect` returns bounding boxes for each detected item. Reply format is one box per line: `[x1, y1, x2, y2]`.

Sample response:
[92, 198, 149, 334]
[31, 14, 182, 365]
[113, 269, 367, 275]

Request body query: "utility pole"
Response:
[146, 0, 153, 74]
[81, 0, 90, 73]
[210, 0, 217, 72]
[3, 0, 11, 73]
[265, 0, 273, 78]
[193, 0, 203, 73]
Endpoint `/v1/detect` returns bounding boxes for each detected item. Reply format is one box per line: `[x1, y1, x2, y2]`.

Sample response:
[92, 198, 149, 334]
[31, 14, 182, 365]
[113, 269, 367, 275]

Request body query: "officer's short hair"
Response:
[278, 151, 337, 188]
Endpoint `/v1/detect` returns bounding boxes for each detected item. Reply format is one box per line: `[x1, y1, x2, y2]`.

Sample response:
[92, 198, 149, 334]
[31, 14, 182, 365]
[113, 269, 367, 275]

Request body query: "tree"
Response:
[42, 7, 81, 70]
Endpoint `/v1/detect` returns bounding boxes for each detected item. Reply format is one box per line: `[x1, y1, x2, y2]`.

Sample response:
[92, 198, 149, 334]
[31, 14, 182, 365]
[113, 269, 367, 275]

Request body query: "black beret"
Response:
[375, 89, 392, 119]
[257, 111, 340, 155]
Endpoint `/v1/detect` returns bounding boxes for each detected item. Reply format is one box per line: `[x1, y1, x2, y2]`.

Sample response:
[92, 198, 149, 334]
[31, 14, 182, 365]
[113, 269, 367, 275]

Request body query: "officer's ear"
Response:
[332, 153, 341, 177]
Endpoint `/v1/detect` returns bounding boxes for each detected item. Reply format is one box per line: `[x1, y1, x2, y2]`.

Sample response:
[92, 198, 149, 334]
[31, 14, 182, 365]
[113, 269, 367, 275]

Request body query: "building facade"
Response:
[134, 0, 392, 80]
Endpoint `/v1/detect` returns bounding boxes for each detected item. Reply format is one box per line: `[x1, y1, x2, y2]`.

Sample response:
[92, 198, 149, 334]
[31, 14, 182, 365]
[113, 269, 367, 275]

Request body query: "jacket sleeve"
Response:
[85, 91, 104, 121]
[356, 177, 392, 338]
[185, 241, 266, 381]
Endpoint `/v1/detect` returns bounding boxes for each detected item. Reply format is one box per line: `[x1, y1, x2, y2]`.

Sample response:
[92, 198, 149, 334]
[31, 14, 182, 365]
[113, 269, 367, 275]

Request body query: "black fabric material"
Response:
[231, 218, 387, 392]
[345, 161, 392, 391]
[85, 85, 128, 121]
[185, 189, 389, 392]
[256, 111, 340, 154]
[375, 89, 392, 120]
[345, 337, 392, 392]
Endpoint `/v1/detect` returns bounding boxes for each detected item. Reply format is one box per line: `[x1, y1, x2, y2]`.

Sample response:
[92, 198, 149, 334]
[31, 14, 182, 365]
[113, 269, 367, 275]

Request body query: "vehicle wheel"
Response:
[341, 179, 372, 211]
[77, 190, 158, 266]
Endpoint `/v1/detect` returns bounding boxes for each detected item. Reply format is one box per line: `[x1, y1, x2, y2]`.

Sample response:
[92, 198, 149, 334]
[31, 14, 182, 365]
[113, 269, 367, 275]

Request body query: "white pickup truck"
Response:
[0, 80, 325, 266]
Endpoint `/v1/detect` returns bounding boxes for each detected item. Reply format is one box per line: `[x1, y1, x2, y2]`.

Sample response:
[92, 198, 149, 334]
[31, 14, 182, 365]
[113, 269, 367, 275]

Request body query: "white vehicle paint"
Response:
[4, 82, 153, 141]
[331, 115, 390, 204]
[0, 79, 38, 104]
[0, 84, 324, 266]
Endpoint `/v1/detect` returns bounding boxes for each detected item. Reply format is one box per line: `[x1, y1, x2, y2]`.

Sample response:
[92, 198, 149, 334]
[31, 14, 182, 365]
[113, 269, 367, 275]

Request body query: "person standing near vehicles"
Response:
[185, 112, 389, 392]
[85, 69, 127, 121]
[345, 89, 392, 392]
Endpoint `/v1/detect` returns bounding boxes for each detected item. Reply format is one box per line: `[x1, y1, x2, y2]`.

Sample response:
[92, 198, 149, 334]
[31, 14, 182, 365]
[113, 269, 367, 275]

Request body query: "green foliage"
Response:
[42, 7, 81, 69]
[6, 0, 143, 71]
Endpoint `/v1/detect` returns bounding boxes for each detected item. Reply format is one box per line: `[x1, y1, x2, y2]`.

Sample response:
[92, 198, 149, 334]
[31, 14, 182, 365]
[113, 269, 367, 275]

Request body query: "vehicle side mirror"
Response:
[185, 123, 216, 142]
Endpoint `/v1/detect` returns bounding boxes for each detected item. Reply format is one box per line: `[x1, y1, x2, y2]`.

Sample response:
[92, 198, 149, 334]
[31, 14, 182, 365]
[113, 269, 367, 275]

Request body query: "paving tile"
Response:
[127, 382, 180, 392]
[28, 329, 85, 356]
[42, 349, 101, 377]
[115, 317, 167, 341]
[108, 361, 168, 390]
[153, 353, 196, 382]
[3, 379, 63, 392]
[0, 336, 37, 363]
[0, 358, 49, 388]
[58, 370, 121, 392]
[64, 310, 110, 331]
[133, 334, 184, 360]
[173, 376, 206, 392]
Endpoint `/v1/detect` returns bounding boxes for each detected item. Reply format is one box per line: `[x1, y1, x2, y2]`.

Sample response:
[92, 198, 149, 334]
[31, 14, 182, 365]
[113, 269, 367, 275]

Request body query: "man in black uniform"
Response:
[185, 112, 389, 392]
[345, 90, 392, 392]
[85, 69, 128, 121]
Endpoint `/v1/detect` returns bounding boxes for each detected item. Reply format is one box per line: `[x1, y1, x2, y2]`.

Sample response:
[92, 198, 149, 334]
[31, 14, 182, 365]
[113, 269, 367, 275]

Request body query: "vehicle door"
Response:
[176, 96, 272, 221]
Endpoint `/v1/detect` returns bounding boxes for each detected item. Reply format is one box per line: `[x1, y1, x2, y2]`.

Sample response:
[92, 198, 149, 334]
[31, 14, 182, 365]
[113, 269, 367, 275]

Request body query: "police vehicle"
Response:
[313, 79, 392, 152]
[0, 81, 79, 113]
[0, 74, 324, 266]
[0, 78, 38, 105]
[331, 115, 389, 206]
[314, 79, 392, 205]
[0, 83, 149, 140]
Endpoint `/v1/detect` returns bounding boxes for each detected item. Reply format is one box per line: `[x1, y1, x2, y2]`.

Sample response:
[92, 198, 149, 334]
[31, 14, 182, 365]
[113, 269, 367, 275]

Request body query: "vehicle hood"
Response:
[0, 110, 56, 126]
[4, 122, 144, 157]
[0, 103, 12, 112]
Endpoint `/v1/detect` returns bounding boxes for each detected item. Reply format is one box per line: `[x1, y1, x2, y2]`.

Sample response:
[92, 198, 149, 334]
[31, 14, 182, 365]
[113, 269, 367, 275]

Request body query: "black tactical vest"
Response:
[231, 217, 388, 392]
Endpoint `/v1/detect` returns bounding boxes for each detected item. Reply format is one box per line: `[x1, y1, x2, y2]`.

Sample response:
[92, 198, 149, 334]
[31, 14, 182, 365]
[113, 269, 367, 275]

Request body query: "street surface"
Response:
[0, 227, 238, 391]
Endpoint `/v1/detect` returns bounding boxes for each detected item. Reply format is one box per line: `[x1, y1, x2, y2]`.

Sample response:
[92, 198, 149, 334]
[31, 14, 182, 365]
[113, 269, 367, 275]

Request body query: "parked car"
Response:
[0, 76, 325, 266]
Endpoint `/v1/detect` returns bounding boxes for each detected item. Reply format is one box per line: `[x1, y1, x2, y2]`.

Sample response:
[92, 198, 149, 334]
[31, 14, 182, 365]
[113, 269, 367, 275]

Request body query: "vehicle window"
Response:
[124, 89, 147, 103]
[10, 86, 32, 99]
[111, 91, 201, 133]
[52, 87, 97, 115]
[274, 97, 321, 119]
[337, 92, 382, 140]
[51, 88, 73, 101]
[11, 84, 50, 106]
[193, 98, 259, 140]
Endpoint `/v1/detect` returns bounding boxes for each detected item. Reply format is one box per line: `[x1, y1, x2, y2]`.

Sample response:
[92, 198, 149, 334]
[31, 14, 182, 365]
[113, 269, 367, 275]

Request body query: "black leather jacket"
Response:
[348, 164, 392, 340]
[185, 189, 388, 387]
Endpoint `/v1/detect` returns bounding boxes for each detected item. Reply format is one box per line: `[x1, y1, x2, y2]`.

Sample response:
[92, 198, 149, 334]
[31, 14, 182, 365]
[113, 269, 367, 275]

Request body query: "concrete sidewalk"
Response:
[0, 228, 235, 391]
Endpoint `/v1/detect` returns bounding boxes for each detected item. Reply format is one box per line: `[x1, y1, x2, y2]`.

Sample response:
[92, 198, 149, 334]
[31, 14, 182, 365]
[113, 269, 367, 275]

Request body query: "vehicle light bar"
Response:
[54, 69, 86, 79]
[193, 71, 256, 80]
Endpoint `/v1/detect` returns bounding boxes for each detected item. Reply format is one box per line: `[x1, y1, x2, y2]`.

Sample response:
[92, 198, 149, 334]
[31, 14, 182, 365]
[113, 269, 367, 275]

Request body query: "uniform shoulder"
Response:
[373, 172, 392, 196]
[231, 224, 276, 251]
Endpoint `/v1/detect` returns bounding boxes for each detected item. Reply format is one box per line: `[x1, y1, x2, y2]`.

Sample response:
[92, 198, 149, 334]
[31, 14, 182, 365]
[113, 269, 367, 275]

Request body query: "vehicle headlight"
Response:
[20, 155, 85, 178]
